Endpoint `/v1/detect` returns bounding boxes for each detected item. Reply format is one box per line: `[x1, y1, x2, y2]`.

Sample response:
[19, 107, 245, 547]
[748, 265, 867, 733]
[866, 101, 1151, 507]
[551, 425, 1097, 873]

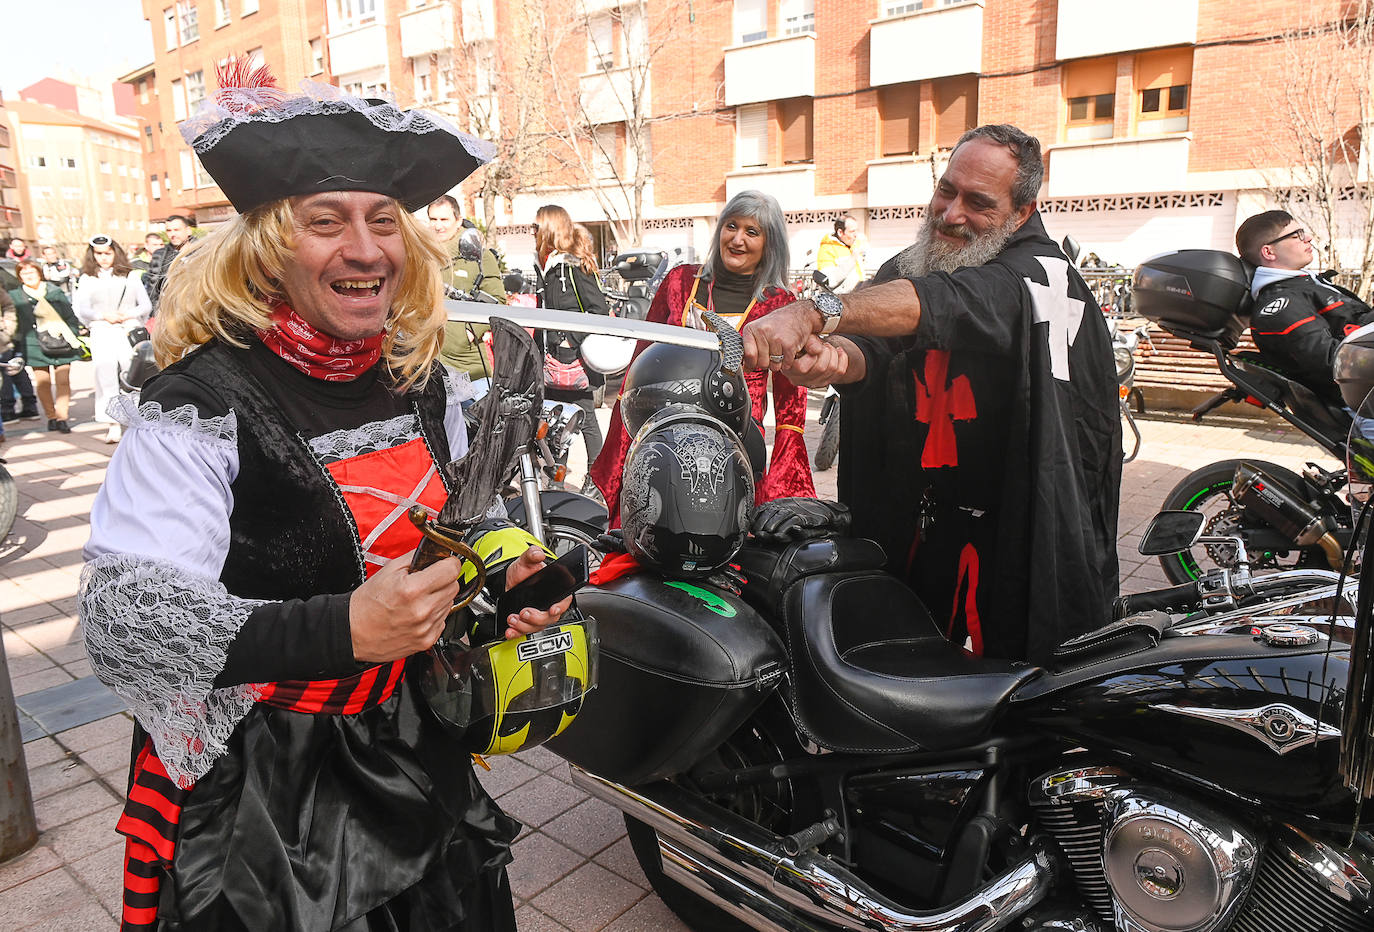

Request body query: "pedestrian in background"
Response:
[73, 235, 151, 443]
[143, 214, 195, 314]
[41, 244, 77, 296]
[535, 204, 608, 483]
[0, 288, 37, 424]
[9, 260, 84, 433]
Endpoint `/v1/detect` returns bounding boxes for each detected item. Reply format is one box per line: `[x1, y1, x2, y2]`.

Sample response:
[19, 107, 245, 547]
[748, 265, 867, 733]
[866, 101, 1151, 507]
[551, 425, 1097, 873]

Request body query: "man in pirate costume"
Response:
[742, 124, 1120, 665]
[79, 63, 569, 931]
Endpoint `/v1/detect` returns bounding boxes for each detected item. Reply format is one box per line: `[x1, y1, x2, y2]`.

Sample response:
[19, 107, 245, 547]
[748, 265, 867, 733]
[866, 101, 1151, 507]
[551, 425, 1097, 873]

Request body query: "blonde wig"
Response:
[153, 197, 447, 391]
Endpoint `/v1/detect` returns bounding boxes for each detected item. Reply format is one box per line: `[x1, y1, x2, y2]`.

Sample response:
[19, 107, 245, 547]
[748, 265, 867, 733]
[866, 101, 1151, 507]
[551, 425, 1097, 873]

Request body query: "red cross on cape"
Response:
[914, 350, 977, 468]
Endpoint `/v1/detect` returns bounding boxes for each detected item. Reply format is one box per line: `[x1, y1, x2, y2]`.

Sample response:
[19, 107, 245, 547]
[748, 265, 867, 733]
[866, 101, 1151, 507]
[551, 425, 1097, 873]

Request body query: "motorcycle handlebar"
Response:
[1114, 581, 1202, 617]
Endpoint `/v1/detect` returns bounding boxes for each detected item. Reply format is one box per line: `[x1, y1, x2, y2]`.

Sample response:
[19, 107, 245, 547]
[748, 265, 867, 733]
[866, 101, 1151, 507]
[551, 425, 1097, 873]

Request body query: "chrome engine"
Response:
[1031, 766, 1374, 932]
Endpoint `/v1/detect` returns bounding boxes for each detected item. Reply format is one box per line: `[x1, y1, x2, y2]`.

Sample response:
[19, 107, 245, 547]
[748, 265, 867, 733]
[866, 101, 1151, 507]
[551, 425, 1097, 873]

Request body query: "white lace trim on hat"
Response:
[181, 80, 496, 165]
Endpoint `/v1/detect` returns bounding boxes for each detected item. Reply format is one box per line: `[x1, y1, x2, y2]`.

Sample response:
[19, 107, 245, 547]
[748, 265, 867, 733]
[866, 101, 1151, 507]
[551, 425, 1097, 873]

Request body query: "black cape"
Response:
[837, 212, 1121, 664]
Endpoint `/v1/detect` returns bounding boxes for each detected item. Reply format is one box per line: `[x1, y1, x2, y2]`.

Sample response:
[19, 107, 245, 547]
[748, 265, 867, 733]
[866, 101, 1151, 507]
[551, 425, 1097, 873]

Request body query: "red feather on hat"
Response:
[214, 56, 285, 112]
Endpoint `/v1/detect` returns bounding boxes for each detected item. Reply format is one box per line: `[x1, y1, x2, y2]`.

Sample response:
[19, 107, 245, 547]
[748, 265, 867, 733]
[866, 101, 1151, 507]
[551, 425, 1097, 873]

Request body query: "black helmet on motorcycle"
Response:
[620, 343, 749, 438]
[411, 519, 599, 756]
[118, 340, 159, 393]
[620, 408, 755, 578]
[1334, 322, 1374, 410]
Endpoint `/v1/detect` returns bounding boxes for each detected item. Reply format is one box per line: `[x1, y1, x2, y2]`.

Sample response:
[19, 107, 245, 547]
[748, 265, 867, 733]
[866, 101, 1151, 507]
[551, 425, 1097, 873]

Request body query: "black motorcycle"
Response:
[1133, 249, 1356, 584]
[544, 490, 1371, 932]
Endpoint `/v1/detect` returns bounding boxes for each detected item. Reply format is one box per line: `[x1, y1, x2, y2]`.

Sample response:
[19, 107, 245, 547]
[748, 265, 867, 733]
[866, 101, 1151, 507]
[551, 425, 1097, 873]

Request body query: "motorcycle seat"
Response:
[736, 537, 888, 621]
[782, 571, 1042, 753]
[1231, 351, 1352, 443]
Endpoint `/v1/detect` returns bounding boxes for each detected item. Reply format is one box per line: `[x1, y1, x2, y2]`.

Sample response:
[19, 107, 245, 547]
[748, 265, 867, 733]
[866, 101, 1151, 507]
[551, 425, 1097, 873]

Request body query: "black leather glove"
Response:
[751, 498, 851, 544]
[594, 528, 627, 554]
[706, 564, 746, 597]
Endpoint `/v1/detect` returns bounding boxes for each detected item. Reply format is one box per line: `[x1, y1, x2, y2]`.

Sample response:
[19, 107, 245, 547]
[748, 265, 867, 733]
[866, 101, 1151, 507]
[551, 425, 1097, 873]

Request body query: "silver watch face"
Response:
[815, 291, 842, 319]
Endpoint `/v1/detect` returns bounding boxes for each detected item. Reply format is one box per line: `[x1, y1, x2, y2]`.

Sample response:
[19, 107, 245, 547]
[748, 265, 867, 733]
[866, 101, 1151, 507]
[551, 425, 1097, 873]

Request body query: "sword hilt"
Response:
[407, 506, 486, 610]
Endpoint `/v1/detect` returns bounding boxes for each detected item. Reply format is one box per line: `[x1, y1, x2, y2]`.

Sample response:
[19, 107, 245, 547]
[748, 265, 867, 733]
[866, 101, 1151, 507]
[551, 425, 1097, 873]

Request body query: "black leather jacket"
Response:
[144, 241, 190, 312]
[1250, 271, 1374, 402]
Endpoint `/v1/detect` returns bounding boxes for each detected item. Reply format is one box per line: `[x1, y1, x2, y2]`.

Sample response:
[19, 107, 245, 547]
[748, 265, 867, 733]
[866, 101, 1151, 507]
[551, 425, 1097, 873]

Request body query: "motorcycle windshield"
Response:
[1348, 387, 1374, 515]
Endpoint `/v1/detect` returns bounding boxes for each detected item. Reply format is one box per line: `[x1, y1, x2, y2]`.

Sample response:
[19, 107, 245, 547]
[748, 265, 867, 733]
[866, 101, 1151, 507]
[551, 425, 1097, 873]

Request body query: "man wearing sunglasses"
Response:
[1237, 209, 1373, 402]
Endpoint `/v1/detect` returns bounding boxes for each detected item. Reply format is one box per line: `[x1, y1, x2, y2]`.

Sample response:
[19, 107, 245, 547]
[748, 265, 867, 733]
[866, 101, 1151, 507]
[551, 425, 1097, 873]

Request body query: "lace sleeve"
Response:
[80, 553, 266, 787]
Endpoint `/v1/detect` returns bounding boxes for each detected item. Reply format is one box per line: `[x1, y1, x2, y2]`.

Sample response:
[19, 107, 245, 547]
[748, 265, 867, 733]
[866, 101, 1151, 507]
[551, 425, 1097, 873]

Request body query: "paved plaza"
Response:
[0, 364, 1346, 930]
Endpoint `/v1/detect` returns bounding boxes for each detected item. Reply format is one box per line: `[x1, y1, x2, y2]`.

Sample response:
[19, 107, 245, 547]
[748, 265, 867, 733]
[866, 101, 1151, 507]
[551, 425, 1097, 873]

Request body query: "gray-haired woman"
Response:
[588, 189, 816, 517]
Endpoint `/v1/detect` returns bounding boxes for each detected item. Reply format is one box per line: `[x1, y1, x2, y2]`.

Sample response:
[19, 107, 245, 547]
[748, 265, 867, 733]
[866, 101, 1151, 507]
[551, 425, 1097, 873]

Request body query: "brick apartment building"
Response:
[0, 99, 20, 242]
[3, 100, 150, 255]
[117, 0, 1370, 275]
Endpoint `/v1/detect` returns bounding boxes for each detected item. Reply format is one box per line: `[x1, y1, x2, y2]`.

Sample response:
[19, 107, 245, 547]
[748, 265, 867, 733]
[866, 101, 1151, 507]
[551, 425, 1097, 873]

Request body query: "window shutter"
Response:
[934, 75, 978, 149]
[879, 82, 920, 156]
[736, 104, 768, 168]
[780, 99, 814, 163]
[733, 0, 767, 43]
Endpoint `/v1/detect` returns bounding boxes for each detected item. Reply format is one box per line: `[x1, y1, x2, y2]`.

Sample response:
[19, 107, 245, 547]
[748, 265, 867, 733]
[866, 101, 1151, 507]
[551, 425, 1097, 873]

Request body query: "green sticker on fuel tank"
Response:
[664, 581, 737, 617]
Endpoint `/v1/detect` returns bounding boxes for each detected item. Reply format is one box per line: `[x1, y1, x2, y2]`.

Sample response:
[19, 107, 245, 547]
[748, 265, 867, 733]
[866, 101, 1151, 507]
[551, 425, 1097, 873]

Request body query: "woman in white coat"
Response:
[72, 235, 150, 443]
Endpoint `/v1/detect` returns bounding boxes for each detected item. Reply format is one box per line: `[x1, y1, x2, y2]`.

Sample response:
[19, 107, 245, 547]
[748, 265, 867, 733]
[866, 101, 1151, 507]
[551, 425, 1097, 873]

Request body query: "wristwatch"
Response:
[813, 290, 843, 336]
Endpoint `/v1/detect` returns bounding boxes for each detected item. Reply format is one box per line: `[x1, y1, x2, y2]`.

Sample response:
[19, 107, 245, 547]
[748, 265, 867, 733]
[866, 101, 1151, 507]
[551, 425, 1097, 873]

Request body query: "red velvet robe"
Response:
[589, 264, 816, 523]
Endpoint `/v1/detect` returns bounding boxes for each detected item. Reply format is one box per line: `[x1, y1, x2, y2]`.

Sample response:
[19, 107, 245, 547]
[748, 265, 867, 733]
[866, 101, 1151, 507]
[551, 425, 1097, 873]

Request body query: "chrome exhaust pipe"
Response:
[571, 766, 1056, 932]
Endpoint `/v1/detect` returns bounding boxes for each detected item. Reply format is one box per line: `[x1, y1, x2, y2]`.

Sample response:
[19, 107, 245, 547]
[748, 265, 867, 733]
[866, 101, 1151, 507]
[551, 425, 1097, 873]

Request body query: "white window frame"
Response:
[734, 0, 767, 43]
[242, 0, 259, 14]
[163, 6, 178, 49]
[180, 150, 195, 189]
[177, 0, 199, 42]
[151, 176, 162, 200]
[172, 78, 187, 121]
[735, 103, 767, 168]
[310, 38, 324, 74]
[186, 69, 207, 115]
[587, 13, 614, 72]
[621, 5, 648, 66]
[782, 0, 814, 35]
[590, 124, 617, 180]
[100, 160, 112, 174]
[215, 0, 230, 26]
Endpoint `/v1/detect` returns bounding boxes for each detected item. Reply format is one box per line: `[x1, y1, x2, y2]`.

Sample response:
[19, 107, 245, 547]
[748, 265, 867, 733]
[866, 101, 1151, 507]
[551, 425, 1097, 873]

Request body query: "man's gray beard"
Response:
[891, 213, 1022, 278]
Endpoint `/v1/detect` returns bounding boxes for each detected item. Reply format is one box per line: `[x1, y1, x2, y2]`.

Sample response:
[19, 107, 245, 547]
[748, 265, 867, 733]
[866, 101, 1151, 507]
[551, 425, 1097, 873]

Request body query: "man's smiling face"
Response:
[280, 191, 405, 340]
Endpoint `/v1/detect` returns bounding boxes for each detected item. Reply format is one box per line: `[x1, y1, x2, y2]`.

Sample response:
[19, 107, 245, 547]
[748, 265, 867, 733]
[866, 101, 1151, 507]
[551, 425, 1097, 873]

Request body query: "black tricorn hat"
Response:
[183, 62, 494, 214]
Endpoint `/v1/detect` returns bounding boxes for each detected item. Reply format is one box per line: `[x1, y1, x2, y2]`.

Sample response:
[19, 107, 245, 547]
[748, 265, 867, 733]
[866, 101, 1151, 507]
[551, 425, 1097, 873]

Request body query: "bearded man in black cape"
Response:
[742, 124, 1120, 665]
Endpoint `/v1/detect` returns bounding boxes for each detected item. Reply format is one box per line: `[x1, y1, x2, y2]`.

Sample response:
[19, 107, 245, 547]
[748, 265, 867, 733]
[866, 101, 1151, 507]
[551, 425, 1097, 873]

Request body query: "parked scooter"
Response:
[1133, 249, 1356, 583]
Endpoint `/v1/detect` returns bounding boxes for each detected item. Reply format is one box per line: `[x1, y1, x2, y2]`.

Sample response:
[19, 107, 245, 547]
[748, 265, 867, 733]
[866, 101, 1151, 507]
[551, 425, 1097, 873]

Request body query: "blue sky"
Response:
[2, 0, 154, 98]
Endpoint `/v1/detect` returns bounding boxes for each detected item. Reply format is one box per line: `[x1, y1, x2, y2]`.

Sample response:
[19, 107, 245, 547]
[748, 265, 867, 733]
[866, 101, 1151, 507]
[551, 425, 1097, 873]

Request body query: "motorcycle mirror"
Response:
[458, 228, 484, 263]
[1138, 510, 1206, 555]
[1061, 235, 1082, 265]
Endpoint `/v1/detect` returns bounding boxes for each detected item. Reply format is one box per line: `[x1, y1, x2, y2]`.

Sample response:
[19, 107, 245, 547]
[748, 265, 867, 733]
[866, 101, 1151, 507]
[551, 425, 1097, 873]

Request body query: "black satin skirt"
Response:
[156, 680, 519, 931]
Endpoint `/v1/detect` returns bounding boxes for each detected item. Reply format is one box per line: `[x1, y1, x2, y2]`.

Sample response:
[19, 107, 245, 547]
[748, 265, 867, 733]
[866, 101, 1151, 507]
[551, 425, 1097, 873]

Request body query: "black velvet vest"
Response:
[156, 341, 454, 602]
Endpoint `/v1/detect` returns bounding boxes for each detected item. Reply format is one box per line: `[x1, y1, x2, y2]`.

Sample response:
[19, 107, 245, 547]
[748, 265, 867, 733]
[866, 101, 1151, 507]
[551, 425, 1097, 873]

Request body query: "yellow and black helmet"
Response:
[411, 518, 598, 756]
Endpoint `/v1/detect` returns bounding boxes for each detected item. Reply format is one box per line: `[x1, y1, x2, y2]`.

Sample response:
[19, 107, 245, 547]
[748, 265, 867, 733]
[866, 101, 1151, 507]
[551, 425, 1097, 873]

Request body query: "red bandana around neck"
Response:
[258, 303, 384, 381]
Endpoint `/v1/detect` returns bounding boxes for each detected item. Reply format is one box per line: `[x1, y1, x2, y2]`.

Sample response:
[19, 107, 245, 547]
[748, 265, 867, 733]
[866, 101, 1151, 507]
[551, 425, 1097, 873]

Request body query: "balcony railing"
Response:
[724, 164, 815, 208]
[870, 1, 983, 86]
[0, 124, 10, 149]
[723, 34, 815, 107]
[1046, 134, 1192, 198]
[0, 205, 22, 228]
[0, 165, 15, 190]
[1056, 0, 1197, 60]
[328, 22, 389, 76]
[400, 4, 454, 58]
[459, 0, 494, 43]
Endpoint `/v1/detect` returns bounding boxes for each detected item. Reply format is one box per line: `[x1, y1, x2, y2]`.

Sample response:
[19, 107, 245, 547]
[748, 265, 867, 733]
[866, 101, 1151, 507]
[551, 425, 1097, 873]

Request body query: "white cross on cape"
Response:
[1026, 255, 1085, 382]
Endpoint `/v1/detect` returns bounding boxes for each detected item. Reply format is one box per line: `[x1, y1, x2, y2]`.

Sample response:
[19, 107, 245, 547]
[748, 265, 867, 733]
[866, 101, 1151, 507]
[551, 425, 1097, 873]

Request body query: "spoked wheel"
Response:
[1158, 458, 1330, 583]
[543, 516, 603, 575]
[0, 461, 17, 543]
[624, 701, 809, 931]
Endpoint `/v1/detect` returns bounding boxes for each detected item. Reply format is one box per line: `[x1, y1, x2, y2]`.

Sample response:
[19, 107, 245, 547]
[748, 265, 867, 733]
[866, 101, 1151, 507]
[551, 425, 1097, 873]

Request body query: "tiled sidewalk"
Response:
[0, 365, 1342, 930]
